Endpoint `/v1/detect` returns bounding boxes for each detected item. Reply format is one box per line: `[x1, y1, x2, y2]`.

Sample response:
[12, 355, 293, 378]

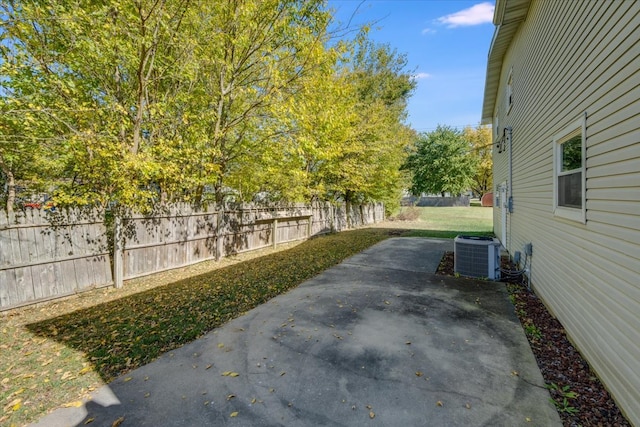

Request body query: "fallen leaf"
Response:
[369, 411, 375, 419]
[465, 403, 471, 409]
[227, 394, 236, 400]
[205, 364, 212, 370]
[84, 417, 95, 424]
[405, 341, 411, 345]
[62, 401, 83, 408]
[525, 417, 532, 422]
[7, 398, 22, 412]
[123, 377, 132, 382]
[112, 416, 125, 427]
[230, 411, 239, 417]
[415, 371, 423, 377]
[218, 343, 225, 349]
[222, 371, 239, 377]
[436, 401, 443, 407]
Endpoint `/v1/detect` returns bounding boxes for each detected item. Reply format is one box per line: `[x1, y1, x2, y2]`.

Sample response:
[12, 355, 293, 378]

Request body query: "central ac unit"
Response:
[454, 235, 501, 280]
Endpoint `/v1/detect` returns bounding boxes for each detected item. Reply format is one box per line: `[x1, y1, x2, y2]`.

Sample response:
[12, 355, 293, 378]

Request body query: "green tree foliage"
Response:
[177, 0, 337, 204]
[2, 0, 200, 209]
[1, 1, 415, 213]
[324, 40, 416, 211]
[403, 125, 478, 197]
[463, 124, 493, 197]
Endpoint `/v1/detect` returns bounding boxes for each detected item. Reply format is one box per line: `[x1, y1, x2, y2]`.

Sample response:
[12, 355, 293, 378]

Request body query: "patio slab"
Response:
[31, 237, 561, 427]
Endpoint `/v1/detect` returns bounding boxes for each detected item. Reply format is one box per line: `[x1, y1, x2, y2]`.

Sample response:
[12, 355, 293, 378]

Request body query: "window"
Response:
[506, 69, 513, 113]
[553, 115, 586, 223]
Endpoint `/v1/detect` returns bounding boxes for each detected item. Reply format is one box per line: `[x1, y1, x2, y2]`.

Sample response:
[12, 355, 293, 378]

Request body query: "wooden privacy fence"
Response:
[1, 202, 384, 310]
[0, 209, 113, 310]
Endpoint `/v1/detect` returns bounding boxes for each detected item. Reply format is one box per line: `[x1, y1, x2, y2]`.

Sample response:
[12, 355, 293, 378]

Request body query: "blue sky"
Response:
[328, 1, 496, 133]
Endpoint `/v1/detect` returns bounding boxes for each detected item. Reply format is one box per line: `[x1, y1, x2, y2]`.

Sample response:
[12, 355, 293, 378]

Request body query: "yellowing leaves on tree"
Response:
[463, 125, 493, 197]
[1, 0, 414, 216]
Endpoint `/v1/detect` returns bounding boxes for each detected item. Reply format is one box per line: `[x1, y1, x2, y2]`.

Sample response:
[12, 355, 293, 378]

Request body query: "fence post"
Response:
[272, 218, 278, 249]
[331, 203, 336, 232]
[113, 214, 123, 288]
[307, 215, 312, 239]
[216, 208, 223, 261]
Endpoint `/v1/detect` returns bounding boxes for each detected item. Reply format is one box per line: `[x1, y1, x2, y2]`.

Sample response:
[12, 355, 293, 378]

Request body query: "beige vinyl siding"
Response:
[491, 0, 640, 423]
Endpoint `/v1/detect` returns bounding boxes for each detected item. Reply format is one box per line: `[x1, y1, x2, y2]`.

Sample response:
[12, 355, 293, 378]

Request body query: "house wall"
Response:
[492, 0, 640, 423]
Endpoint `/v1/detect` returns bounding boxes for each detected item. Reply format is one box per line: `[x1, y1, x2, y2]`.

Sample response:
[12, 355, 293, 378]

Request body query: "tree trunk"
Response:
[0, 155, 16, 215]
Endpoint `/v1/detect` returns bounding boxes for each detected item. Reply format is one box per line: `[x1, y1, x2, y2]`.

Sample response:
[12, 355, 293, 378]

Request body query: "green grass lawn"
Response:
[389, 206, 494, 238]
[0, 207, 494, 426]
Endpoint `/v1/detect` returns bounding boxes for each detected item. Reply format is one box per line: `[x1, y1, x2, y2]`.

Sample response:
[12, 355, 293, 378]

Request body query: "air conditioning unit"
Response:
[454, 235, 501, 280]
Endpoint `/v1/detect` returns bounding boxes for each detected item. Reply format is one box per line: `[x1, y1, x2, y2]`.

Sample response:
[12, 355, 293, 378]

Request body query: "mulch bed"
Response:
[437, 251, 631, 427]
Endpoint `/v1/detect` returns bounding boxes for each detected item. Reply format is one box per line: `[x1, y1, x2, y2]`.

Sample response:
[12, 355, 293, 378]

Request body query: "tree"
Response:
[1, 0, 198, 210]
[180, 0, 335, 204]
[1, 1, 416, 214]
[322, 40, 416, 211]
[463, 124, 493, 197]
[0, 0, 335, 209]
[403, 125, 477, 197]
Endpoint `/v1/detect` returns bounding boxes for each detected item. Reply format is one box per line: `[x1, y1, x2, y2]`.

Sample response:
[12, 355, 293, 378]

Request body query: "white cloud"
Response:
[437, 2, 494, 28]
[421, 28, 436, 35]
[413, 72, 432, 80]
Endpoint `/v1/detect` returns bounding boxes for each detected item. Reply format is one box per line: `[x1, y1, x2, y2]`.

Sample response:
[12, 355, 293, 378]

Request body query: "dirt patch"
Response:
[437, 251, 631, 427]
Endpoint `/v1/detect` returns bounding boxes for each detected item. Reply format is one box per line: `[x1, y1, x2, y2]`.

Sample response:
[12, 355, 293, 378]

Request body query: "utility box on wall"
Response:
[454, 235, 501, 280]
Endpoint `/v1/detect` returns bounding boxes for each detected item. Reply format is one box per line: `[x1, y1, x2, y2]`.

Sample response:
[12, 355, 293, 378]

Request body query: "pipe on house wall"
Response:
[507, 126, 513, 214]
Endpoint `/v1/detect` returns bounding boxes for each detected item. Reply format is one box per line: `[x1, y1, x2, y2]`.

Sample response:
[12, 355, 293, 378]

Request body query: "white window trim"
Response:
[552, 114, 586, 223]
